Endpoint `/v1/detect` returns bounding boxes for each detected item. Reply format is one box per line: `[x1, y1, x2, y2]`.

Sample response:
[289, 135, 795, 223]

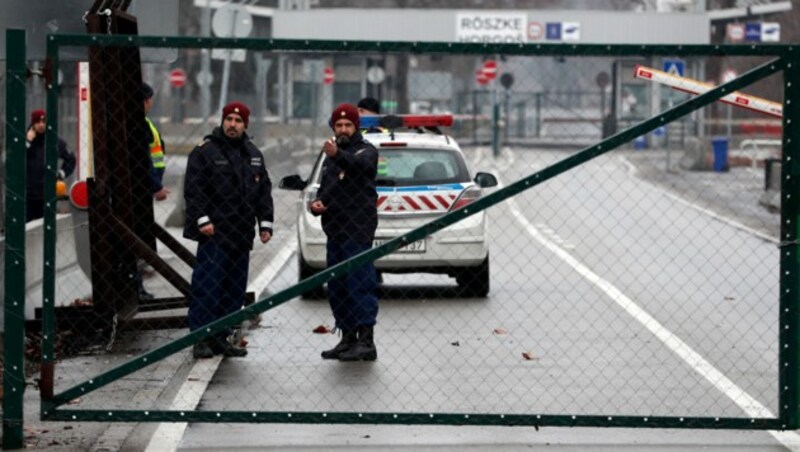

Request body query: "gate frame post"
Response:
[3, 28, 27, 450]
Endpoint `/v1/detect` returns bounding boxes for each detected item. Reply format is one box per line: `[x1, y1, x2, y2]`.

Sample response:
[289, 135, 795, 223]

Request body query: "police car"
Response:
[280, 114, 497, 297]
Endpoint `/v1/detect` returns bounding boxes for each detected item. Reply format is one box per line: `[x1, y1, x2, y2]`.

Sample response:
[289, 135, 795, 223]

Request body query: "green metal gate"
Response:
[4, 29, 799, 448]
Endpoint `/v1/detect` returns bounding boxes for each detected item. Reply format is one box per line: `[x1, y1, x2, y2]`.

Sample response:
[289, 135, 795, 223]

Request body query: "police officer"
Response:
[357, 97, 385, 134]
[142, 83, 169, 201]
[183, 102, 274, 359]
[25, 109, 76, 222]
[310, 103, 379, 361]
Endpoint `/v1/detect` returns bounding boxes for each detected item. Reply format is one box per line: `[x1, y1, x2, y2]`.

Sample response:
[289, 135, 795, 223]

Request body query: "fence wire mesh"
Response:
[12, 36, 797, 429]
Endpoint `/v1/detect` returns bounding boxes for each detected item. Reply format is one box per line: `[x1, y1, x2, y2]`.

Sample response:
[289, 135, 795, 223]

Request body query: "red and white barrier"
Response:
[633, 65, 783, 118]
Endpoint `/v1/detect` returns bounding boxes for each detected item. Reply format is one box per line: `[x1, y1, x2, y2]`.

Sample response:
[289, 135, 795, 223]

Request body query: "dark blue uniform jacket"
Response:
[183, 127, 273, 251]
[316, 131, 378, 244]
[27, 133, 76, 200]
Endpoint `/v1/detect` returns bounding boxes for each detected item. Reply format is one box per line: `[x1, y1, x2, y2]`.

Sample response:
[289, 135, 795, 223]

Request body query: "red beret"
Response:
[222, 102, 250, 128]
[31, 109, 46, 124]
[330, 103, 359, 130]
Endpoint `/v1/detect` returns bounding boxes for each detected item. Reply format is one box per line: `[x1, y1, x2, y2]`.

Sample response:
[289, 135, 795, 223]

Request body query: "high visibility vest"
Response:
[146, 117, 165, 169]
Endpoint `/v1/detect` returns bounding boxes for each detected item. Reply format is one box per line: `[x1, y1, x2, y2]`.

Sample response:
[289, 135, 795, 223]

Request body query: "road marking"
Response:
[620, 156, 778, 244]
[247, 236, 298, 296]
[502, 182, 800, 450]
[144, 356, 223, 452]
[145, 238, 297, 452]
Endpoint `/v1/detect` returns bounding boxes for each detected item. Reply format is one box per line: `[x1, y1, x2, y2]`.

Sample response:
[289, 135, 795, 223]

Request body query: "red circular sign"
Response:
[475, 69, 490, 86]
[482, 60, 498, 80]
[169, 68, 187, 88]
[69, 181, 89, 210]
[323, 67, 335, 85]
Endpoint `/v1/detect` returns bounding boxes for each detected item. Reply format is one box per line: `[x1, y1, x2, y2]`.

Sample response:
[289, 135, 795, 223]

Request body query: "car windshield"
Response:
[375, 148, 469, 187]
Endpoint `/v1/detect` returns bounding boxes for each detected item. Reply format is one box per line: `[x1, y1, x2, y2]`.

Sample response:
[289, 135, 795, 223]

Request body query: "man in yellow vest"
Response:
[143, 83, 169, 201]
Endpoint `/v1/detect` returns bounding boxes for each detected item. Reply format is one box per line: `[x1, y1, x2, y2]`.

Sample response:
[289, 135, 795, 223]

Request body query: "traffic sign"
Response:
[527, 21, 543, 40]
[475, 69, 490, 85]
[745, 23, 761, 42]
[366, 66, 385, 84]
[662, 59, 685, 77]
[726, 23, 745, 42]
[212, 4, 253, 38]
[169, 68, 187, 88]
[500, 73, 514, 89]
[481, 60, 497, 80]
[323, 67, 335, 85]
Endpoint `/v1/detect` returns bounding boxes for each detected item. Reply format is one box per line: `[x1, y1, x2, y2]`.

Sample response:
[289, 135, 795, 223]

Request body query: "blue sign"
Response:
[546, 23, 561, 40]
[662, 59, 685, 77]
[745, 23, 761, 42]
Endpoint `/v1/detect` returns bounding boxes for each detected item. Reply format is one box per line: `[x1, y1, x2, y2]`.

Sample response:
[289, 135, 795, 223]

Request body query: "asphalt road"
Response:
[18, 145, 798, 451]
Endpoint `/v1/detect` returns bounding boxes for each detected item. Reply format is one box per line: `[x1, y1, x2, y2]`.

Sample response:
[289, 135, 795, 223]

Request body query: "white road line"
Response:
[502, 182, 800, 450]
[247, 236, 298, 296]
[145, 238, 297, 452]
[144, 356, 223, 452]
[619, 156, 778, 244]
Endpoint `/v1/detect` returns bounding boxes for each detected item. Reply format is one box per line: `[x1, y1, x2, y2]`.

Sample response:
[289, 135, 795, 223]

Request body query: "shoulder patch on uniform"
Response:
[197, 139, 211, 148]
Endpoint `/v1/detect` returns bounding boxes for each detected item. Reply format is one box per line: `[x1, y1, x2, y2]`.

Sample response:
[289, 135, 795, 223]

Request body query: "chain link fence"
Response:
[4, 33, 798, 433]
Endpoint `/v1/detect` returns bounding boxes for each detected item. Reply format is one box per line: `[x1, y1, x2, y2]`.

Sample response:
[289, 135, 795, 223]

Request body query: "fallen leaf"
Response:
[724, 296, 735, 301]
[521, 352, 539, 361]
[493, 327, 508, 335]
[312, 325, 332, 334]
[238, 337, 249, 347]
[451, 341, 460, 347]
[67, 398, 81, 405]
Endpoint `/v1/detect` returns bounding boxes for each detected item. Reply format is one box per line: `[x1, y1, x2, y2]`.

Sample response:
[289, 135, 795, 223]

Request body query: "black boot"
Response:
[338, 325, 377, 362]
[321, 328, 357, 360]
[192, 340, 215, 359]
[211, 334, 248, 358]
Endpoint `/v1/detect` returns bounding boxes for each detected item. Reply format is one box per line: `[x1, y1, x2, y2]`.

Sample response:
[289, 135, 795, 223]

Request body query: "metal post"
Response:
[471, 90, 477, 145]
[3, 28, 26, 451]
[779, 52, 800, 430]
[491, 82, 499, 157]
[200, 0, 212, 122]
[40, 28, 62, 406]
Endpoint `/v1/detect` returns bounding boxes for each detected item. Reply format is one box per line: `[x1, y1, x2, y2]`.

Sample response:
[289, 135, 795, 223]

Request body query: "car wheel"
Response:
[456, 255, 490, 297]
[298, 253, 325, 299]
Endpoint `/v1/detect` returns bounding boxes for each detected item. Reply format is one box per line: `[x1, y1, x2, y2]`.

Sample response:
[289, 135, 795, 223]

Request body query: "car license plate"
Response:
[373, 238, 426, 253]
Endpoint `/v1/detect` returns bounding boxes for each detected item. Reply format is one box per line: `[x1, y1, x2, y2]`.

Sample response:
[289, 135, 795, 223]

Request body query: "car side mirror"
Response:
[474, 172, 498, 188]
[279, 175, 307, 191]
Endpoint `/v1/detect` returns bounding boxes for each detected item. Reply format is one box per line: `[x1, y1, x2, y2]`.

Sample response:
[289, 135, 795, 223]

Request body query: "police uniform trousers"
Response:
[326, 239, 378, 331]
[188, 240, 250, 333]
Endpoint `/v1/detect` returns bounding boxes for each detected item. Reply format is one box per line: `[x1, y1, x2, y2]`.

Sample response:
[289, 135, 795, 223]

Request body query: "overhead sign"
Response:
[527, 21, 543, 41]
[726, 23, 745, 42]
[662, 58, 685, 77]
[743, 22, 780, 43]
[745, 23, 761, 42]
[543, 22, 581, 42]
[761, 22, 780, 42]
[545, 23, 561, 40]
[562, 22, 580, 41]
[455, 12, 527, 43]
